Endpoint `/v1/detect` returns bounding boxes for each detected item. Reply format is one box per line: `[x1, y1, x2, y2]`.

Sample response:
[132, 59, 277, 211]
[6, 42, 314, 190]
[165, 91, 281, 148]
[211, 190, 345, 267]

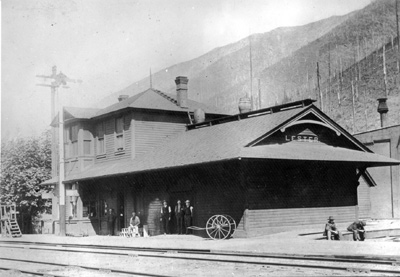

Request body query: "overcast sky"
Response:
[1, 0, 372, 139]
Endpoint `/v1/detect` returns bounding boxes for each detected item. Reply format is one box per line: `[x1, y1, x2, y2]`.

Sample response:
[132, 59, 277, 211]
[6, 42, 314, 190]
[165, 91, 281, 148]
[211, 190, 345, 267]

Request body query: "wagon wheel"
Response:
[222, 214, 237, 238]
[206, 215, 231, 240]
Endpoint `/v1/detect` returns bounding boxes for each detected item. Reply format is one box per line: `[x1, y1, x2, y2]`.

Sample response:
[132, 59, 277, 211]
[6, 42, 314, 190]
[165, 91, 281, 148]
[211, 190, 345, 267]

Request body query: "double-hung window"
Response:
[70, 125, 79, 157]
[115, 117, 124, 152]
[96, 122, 105, 156]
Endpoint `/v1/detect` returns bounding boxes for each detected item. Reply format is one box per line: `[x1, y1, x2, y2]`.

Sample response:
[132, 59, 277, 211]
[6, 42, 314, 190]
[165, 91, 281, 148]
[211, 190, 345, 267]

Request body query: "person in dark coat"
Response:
[175, 200, 184, 234]
[107, 208, 116, 236]
[183, 200, 193, 234]
[324, 216, 340, 240]
[347, 220, 366, 241]
[160, 200, 171, 235]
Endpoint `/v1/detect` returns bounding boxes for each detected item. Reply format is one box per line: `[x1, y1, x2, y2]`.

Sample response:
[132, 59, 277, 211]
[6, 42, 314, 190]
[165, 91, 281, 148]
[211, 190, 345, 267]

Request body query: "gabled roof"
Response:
[94, 88, 227, 117]
[43, 101, 399, 185]
[50, 107, 100, 126]
[51, 88, 228, 126]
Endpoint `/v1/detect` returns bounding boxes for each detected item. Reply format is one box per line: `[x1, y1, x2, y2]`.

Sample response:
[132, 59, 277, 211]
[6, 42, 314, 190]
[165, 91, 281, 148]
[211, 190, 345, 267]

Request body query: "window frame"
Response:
[96, 122, 106, 157]
[114, 116, 125, 153]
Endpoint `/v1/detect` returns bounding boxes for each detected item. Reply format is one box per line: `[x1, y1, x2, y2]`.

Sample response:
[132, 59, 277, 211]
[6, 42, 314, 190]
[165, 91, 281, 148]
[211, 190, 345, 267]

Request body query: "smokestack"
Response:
[175, 76, 188, 108]
[377, 98, 389, 128]
[118, 95, 129, 102]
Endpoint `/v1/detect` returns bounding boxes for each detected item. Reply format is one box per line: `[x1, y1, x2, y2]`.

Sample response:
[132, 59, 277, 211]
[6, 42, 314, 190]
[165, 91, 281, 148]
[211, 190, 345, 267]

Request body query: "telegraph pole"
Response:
[36, 66, 81, 236]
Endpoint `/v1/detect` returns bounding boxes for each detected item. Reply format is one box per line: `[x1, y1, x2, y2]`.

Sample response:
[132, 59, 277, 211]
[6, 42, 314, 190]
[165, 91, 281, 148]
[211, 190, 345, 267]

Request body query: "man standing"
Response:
[175, 200, 183, 234]
[183, 200, 193, 235]
[347, 220, 366, 241]
[160, 200, 171, 235]
[107, 208, 116, 236]
[324, 216, 340, 240]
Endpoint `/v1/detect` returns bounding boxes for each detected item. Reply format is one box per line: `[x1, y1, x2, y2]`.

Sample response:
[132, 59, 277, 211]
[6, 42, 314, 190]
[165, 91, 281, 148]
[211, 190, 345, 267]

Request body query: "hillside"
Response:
[98, 0, 400, 134]
[317, 36, 399, 133]
[98, 13, 351, 109]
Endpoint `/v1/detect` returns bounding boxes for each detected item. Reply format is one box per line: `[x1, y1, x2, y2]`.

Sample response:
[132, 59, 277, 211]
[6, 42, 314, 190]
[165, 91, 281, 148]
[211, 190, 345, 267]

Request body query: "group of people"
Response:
[126, 199, 194, 237]
[324, 216, 367, 241]
[160, 199, 193, 235]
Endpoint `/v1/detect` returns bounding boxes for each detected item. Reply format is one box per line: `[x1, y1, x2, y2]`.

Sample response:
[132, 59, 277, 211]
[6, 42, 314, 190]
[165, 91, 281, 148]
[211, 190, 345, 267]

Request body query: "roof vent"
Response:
[118, 95, 129, 102]
[377, 98, 389, 128]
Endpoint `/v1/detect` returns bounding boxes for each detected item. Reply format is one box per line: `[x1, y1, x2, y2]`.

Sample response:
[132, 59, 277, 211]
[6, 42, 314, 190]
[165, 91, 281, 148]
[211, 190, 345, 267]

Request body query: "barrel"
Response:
[193, 108, 205, 123]
[238, 97, 252, 113]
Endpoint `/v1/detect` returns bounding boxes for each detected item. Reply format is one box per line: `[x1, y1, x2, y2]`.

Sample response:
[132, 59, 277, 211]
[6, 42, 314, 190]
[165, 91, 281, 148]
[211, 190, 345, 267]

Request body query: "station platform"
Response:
[1, 219, 400, 259]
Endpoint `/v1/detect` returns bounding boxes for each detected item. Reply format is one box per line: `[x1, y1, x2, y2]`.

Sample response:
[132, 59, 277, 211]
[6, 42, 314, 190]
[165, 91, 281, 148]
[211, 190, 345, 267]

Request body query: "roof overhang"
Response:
[240, 144, 400, 167]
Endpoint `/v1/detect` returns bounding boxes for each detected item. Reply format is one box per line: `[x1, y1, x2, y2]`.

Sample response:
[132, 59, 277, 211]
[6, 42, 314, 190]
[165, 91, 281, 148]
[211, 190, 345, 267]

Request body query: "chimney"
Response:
[377, 98, 389, 128]
[175, 76, 188, 108]
[118, 95, 129, 102]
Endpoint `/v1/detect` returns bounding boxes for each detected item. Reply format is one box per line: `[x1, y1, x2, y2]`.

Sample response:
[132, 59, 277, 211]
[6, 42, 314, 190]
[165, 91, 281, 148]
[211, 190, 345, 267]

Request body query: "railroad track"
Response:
[1, 240, 400, 276]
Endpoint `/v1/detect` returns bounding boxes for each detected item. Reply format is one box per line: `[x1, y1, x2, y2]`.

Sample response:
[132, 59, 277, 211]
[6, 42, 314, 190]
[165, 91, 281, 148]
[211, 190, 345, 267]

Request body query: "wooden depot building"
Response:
[43, 77, 399, 237]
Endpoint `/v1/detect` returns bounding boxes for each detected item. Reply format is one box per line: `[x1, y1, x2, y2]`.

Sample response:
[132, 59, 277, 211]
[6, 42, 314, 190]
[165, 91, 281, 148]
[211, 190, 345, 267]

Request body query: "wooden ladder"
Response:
[6, 219, 22, 237]
[1, 203, 22, 238]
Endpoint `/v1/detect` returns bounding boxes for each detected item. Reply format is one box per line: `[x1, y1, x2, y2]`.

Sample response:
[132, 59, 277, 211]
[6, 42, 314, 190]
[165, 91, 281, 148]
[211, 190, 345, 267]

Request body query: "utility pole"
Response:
[149, 68, 153, 89]
[249, 34, 254, 110]
[36, 66, 81, 236]
[396, 0, 400, 73]
[316, 62, 323, 111]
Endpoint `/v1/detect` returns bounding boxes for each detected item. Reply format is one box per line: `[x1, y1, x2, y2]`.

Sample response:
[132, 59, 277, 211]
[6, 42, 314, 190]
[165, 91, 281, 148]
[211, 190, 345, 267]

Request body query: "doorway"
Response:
[118, 192, 125, 231]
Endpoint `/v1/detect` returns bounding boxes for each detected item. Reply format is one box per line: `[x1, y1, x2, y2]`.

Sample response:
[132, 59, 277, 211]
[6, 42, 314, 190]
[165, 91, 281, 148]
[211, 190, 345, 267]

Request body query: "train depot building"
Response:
[43, 77, 399, 237]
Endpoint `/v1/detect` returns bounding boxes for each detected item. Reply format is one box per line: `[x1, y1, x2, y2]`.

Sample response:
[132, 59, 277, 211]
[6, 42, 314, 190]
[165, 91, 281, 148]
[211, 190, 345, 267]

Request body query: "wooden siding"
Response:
[135, 121, 186, 157]
[354, 126, 400, 219]
[240, 206, 357, 236]
[357, 178, 371, 218]
[95, 114, 133, 164]
[93, 111, 187, 164]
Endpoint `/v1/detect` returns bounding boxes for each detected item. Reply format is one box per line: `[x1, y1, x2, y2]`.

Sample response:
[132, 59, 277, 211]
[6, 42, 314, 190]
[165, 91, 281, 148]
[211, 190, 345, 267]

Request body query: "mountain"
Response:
[317, 33, 399, 133]
[99, 0, 399, 133]
[98, 13, 352, 111]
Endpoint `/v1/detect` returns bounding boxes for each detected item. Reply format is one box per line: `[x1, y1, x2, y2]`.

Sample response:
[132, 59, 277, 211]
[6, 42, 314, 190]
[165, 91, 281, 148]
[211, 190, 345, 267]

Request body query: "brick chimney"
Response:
[175, 76, 188, 108]
[377, 98, 389, 128]
[118, 95, 129, 102]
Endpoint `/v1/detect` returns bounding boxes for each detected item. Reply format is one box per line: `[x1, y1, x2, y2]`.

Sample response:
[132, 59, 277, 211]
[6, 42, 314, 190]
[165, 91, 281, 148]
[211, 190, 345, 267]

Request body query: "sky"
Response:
[1, 0, 372, 140]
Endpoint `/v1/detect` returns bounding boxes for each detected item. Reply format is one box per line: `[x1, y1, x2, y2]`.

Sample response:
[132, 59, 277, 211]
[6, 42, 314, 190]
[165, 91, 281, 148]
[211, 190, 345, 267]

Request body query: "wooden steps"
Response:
[1, 203, 22, 238]
[8, 219, 22, 237]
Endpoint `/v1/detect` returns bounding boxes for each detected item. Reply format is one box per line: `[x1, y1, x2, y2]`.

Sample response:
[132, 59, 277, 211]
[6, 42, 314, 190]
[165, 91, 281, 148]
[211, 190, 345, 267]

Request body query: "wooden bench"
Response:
[120, 228, 132, 238]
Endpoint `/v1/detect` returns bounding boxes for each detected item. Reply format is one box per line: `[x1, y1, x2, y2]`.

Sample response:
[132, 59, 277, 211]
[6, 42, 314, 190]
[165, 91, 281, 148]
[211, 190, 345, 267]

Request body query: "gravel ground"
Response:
[1, 219, 400, 276]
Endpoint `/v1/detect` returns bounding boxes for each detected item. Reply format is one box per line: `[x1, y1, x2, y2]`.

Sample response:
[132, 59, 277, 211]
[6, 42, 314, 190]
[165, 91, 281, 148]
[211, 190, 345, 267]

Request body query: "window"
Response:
[70, 125, 79, 157]
[64, 124, 78, 158]
[64, 126, 70, 158]
[96, 122, 105, 155]
[115, 117, 124, 152]
[83, 201, 97, 218]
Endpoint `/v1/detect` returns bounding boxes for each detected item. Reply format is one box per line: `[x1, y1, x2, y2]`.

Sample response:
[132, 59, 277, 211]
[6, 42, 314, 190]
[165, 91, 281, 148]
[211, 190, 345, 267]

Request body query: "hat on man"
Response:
[360, 221, 366, 226]
[163, 200, 167, 204]
[185, 200, 190, 203]
[328, 216, 334, 221]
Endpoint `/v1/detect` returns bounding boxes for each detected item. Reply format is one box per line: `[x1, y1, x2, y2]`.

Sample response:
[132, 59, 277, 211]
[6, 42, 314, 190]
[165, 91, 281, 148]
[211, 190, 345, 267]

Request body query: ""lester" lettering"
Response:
[285, 135, 318, 142]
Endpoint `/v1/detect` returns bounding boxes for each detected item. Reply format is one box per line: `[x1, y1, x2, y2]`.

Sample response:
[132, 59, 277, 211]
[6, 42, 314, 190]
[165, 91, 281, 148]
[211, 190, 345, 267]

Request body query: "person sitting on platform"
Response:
[347, 220, 366, 241]
[129, 212, 140, 237]
[324, 216, 341, 240]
